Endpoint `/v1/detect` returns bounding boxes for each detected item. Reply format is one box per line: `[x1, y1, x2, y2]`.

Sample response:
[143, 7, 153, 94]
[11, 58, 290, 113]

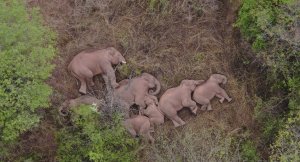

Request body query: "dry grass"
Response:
[28, 0, 260, 161]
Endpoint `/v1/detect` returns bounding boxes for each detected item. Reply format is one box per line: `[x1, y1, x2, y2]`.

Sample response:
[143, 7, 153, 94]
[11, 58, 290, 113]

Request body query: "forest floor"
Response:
[21, 0, 268, 161]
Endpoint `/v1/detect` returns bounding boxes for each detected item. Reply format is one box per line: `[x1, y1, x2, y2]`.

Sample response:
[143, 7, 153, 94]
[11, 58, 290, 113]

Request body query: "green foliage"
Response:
[0, 0, 55, 144]
[254, 96, 284, 141]
[237, 0, 300, 160]
[270, 99, 300, 162]
[236, 0, 299, 89]
[56, 105, 138, 162]
[241, 140, 259, 162]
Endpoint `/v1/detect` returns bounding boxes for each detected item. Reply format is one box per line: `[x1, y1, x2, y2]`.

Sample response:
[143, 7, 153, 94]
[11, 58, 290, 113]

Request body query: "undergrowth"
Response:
[236, 0, 300, 160]
[56, 105, 138, 162]
[0, 0, 56, 159]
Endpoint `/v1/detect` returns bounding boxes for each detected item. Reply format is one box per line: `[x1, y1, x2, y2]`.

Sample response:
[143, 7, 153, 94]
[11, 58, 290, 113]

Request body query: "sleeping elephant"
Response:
[158, 80, 204, 127]
[123, 115, 155, 143]
[143, 96, 164, 126]
[114, 73, 161, 115]
[192, 74, 232, 111]
[68, 47, 126, 94]
[58, 95, 104, 116]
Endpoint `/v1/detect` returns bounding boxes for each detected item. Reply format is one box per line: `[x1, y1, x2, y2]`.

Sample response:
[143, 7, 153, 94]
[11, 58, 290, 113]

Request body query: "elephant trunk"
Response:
[58, 101, 69, 116]
[221, 75, 227, 84]
[149, 78, 161, 95]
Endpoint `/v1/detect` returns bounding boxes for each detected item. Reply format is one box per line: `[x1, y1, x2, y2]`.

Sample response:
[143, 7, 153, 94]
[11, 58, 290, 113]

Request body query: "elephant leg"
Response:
[200, 104, 208, 111]
[216, 94, 225, 103]
[88, 77, 95, 86]
[194, 96, 210, 111]
[124, 121, 137, 137]
[78, 78, 87, 94]
[140, 120, 154, 143]
[83, 70, 94, 92]
[207, 103, 213, 111]
[170, 115, 186, 127]
[105, 67, 118, 88]
[219, 88, 232, 102]
[182, 99, 198, 115]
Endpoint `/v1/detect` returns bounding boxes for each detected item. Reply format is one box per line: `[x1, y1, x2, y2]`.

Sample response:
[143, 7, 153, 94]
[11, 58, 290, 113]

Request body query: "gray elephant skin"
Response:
[143, 96, 164, 126]
[114, 73, 161, 116]
[158, 80, 204, 127]
[68, 47, 126, 94]
[193, 74, 232, 111]
[59, 95, 103, 116]
[123, 115, 155, 143]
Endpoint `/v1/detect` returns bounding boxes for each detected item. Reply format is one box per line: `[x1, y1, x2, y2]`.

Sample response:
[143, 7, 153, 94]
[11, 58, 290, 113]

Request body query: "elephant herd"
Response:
[62, 47, 232, 143]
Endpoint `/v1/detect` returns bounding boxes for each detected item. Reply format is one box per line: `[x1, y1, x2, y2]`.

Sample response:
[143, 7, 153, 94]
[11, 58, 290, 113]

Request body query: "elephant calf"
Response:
[193, 74, 232, 111]
[158, 80, 204, 127]
[143, 96, 164, 126]
[59, 95, 103, 116]
[68, 47, 126, 94]
[123, 115, 155, 143]
[114, 73, 161, 117]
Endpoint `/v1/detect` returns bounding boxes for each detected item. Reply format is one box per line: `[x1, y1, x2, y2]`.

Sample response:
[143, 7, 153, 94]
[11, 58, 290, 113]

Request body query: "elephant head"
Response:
[144, 95, 158, 106]
[180, 79, 204, 91]
[141, 73, 161, 95]
[107, 47, 126, 65]
[58, 100, 70, 116]
[210, 74, 227, 84]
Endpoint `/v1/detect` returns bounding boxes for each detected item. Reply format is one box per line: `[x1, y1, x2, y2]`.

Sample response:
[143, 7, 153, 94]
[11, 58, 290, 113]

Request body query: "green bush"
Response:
[0, 0, 55, 146]
[56, 105, 138, 162]
[270, 99, 300, 161]
[241, 140, 259, 162]
[236, 0, 300, 160]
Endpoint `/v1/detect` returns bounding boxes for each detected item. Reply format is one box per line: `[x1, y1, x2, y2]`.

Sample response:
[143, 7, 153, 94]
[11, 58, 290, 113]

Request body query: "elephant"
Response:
[58, 95, 103, 116]
[68, 47, 126, 94]
[123, 115, 155, 143]
[114, 73, 161, 115]
[158, 80, 204, 127]
[143, 96, 164, 126]
[192, 74, 232, 111]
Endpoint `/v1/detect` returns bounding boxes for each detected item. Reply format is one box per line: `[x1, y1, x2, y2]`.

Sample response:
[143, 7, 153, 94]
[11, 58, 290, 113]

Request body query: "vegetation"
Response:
[0, 0, 55, 157]
[56, 105, 138, 162]
[1, 0, 298, 161]
[236, 0, 300, 160]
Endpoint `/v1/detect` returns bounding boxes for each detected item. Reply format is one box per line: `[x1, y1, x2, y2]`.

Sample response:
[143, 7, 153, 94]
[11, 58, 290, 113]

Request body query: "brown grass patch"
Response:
[28, 0, 261, 161]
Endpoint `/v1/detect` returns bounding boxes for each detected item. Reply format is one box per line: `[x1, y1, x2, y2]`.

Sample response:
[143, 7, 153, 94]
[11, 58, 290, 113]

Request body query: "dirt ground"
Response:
[23, 0, 265, 161]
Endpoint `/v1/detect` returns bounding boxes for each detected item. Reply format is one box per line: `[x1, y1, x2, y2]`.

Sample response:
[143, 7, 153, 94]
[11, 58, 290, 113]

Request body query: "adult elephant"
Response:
[158, 80, 204, 127]
[193, 74, 232, 111]
[114, 73, 161, 115]
[68, 47, 126, 94]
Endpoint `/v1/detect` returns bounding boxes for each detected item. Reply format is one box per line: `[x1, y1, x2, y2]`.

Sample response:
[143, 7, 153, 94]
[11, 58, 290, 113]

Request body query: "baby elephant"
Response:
[123, 115, 154, 144]
[193, 74, 232, 111]
[158, 80, 204, 127]
[68, 47, 126, 94]
[143, 96, 164, 126]
[59, 95, 103, 116]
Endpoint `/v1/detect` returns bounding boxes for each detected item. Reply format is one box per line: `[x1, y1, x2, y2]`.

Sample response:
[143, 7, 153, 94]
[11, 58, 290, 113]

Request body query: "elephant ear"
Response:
[180, 80, 189, 86]
[107, 47, 117, 56]
[211, 74, 227, 84]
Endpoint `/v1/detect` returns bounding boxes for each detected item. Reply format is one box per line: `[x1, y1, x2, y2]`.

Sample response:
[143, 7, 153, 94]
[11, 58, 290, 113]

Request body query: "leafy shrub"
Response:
[236, 0, 300, 160]
[56, 105, 138, 162]
[241, 140, 259, 162]
[236, 0, 299, 89]
[270, 99, 300, 161]
[0, 0, 55, 146]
